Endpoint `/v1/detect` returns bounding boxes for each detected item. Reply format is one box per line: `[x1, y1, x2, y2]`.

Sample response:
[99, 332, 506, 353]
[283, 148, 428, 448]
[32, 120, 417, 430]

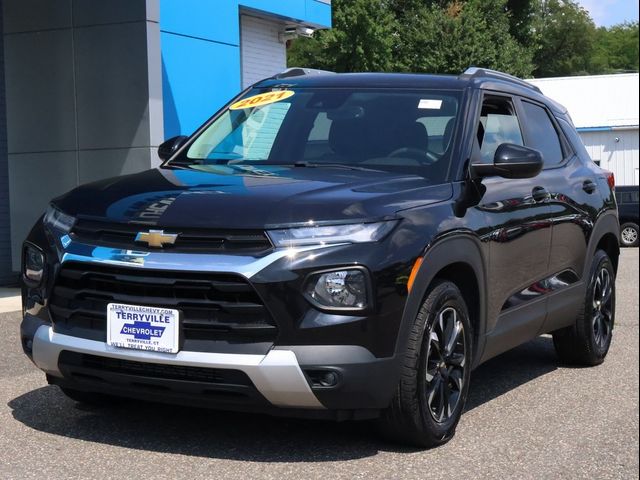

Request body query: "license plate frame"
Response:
[106, 303, 180, 354]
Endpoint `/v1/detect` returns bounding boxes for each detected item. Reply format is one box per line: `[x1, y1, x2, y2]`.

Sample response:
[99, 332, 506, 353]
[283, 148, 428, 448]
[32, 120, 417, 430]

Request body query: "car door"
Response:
[472, 93, 554, 361]
[515, 98, 609, 332]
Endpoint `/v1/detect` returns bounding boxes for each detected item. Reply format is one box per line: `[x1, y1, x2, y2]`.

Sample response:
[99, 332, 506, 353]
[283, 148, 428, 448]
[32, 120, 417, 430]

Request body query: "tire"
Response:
[59, 387, 117, 406]
[553, 250, 615, 366]
[378, 280, 473, 448]
[620, 222, 639, 248]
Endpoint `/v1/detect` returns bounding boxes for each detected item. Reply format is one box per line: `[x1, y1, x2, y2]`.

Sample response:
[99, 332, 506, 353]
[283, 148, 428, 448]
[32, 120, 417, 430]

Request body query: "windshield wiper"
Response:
[292, 161, 384, 172]
[170, 157, 258, 167]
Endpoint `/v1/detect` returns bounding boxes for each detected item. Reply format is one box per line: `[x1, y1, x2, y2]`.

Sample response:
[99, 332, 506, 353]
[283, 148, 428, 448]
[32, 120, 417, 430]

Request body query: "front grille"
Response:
[56, 351, 269, 406]
[70, 219, 273, 254]
[49, 262, 277, 343]
[59, 351, 252, 385]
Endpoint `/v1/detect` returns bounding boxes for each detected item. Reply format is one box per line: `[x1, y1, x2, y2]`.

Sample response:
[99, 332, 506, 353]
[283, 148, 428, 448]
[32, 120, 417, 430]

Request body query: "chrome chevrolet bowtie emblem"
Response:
[135, 230, 179, 248]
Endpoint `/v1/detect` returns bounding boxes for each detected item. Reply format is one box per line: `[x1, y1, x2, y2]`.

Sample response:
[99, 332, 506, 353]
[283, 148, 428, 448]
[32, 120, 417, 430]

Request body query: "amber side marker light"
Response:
[407, 256, 424, 293]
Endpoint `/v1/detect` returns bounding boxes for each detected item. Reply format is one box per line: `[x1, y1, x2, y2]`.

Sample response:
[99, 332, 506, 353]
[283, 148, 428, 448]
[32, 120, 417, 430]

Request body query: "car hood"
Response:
[53, 166, 452, 229]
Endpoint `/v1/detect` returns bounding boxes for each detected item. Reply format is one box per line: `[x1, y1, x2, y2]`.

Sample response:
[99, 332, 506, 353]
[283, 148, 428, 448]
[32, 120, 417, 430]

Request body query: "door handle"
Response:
[582, 180, 597, 194]
[532, 186, 549, 202]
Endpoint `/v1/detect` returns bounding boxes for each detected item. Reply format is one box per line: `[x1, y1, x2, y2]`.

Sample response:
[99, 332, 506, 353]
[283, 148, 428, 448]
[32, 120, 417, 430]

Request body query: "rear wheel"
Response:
[378, 280, 472, 448]
[620, 222, 639, 247]
[553, 250, 615, 365]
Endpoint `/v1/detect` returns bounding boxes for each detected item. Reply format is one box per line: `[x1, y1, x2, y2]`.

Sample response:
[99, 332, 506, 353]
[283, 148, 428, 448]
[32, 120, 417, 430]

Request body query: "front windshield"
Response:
[171, 87, 462, 181]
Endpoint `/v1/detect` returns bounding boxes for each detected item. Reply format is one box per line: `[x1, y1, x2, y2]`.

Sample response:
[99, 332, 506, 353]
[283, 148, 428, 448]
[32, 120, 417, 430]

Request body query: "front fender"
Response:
[394, 233, 488, 369]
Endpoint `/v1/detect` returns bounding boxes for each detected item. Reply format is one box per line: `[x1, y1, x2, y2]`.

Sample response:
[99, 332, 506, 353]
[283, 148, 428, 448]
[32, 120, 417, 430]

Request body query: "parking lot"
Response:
[0, 249, 637, 480]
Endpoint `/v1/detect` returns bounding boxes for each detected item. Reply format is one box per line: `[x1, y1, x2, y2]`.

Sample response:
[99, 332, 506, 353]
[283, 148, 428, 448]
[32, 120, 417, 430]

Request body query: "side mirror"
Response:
[471, 143, 543, 179]
[158, 135, 189, 161]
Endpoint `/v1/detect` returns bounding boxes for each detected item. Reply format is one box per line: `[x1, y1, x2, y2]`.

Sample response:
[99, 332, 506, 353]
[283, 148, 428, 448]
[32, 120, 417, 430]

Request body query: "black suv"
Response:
[615, 186, 639, 247]
[20, 68, 620, 447]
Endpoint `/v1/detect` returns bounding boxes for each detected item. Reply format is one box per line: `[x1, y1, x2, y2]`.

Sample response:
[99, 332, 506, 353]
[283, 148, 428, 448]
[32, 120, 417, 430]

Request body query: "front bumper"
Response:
[31, 323, 323, 409]
[21, 220, 411, 417]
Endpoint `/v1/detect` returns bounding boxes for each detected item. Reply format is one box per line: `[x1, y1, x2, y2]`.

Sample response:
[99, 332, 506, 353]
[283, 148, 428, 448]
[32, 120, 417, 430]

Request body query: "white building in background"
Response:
[529, 74, 639, 186]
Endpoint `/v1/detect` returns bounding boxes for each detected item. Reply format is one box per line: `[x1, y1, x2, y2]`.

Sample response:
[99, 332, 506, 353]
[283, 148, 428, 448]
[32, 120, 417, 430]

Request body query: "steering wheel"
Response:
[387, 147, 439, 165]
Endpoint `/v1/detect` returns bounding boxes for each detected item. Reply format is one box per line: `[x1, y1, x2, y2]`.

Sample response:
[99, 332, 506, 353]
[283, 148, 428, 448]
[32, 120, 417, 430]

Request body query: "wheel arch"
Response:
[396, 234, 488, 369]
[588, 213, 620, 275]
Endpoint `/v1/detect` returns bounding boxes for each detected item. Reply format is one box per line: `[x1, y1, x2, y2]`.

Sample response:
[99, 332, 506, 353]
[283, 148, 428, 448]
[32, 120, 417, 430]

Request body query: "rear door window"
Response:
[520, 101, 564, 167]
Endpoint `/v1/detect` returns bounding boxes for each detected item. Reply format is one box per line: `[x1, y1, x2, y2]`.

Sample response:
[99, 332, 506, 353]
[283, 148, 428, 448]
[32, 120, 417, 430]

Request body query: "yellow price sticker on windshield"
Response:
[229, 90, 295, 110]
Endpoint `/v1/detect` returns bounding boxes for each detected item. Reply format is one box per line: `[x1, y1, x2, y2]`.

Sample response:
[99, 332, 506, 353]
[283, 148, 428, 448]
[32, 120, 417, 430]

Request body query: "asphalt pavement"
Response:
[0, 249, 638, 480]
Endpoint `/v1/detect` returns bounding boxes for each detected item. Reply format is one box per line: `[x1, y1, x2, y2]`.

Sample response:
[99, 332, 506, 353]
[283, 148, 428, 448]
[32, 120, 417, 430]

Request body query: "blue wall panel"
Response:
[161, 32, 240, 138]
[239, 0, 331, 27]
[239, 0, 305, 22]
[305, 0, 332, 27]
[160, 0, 331, 138]
[160, 0, 240, 45]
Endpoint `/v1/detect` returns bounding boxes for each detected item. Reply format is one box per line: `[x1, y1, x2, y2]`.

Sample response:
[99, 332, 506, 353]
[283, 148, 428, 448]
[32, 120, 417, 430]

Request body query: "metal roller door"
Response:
[241, 15, 287, 88]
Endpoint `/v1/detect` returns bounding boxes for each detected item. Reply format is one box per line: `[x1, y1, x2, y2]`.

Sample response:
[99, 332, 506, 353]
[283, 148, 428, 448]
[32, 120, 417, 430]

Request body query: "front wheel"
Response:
[378, 280, 472, 448]
[553, 250, 615, 365]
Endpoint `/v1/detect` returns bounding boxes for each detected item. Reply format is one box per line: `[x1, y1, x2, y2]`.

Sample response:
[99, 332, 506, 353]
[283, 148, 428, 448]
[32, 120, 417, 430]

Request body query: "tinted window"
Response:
[176, 88, 462, 181]
[477, 97, 524, 163]
[418, 115, 456, 154]
[557, 118, 584, 154]
[521, 101, 564, 166]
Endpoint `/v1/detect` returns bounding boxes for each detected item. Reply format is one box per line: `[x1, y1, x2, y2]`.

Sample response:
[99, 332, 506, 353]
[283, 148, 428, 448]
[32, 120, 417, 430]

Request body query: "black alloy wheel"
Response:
[423, 306, 467, 423]
[553, 249, 616, 365]
[591, 266, 613, 350]
[379, 280, 472, 448]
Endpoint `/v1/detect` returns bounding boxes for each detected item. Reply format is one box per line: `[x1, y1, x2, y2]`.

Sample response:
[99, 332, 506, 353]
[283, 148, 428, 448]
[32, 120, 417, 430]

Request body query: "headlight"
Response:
[305, 268, 369, 310]
[23, 244, 45, 285]
[267, 221, 396, 248]
[43, 204, 76, 233]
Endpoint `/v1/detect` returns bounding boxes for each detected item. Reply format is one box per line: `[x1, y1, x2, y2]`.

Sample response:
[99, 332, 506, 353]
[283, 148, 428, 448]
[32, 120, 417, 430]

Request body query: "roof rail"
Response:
[461, 67, 542, 94]
[270, 67, 336, 80]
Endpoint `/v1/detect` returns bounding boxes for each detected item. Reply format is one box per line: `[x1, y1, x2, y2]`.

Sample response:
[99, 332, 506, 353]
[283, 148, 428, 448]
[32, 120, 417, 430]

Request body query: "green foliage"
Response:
[590, 22, 639, 74]
[393, 0, 534, 76]
[289, 0, 533, 76]
[531, 0, 596, 77]
[287, 0, 638, 78]
[286, 0, 396, 72]
[505, 0, 537, 45]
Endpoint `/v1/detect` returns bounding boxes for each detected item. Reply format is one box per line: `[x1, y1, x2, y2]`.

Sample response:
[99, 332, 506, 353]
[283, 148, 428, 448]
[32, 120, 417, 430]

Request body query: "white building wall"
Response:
[528, 74, 640, 187]
[240, 15, 286, 88]
[580, 129, 639, 186]
[528, 74, 639, 129]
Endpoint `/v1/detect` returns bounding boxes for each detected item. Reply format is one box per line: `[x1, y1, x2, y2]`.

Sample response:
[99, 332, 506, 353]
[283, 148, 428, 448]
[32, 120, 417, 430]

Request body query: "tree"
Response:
[289, 0, 534, 77]
[505, 0, 537, 45]
[531, 0, 596, 77]
[394, 0, 534, 76]
[287, 0, 397, 72]
[590, 22, 639, 74]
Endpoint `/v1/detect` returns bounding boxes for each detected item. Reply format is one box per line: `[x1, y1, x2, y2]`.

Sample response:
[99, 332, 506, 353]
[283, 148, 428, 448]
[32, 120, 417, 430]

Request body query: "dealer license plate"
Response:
[107, 303, 180, 353]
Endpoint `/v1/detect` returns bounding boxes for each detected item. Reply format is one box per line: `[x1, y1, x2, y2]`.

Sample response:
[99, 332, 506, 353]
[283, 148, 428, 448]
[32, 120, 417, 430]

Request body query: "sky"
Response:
[577, 0, 639, 27]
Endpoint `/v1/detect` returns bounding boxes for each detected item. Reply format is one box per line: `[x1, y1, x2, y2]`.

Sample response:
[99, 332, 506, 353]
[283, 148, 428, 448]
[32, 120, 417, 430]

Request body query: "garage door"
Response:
[241, 15, 286, 88]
